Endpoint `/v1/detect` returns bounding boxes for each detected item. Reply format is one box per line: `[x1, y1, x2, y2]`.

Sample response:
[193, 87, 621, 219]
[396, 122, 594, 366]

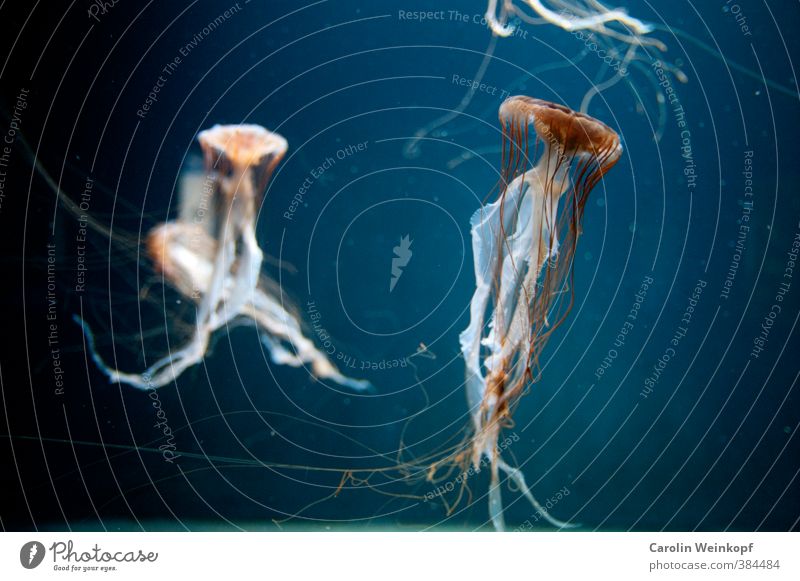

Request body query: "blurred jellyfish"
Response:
[492, 2, 688, 119]
[78, 124, 369, 391]
[484, 0, 654, 40]
[404, 1, 671, 159]
[459, 96, 621, 530]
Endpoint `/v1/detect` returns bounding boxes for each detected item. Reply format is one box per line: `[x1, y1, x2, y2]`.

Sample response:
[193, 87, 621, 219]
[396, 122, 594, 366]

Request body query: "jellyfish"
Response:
[458, 96, 621, 530]
[483, 0, 654, 40]
[404, 1, 672, 159]
[77, 124, 369, 391]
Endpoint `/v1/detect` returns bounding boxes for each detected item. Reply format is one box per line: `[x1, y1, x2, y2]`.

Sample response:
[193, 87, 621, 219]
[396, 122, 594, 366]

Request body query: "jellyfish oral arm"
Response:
[243, 291, 372, 391]
[468, 162, 567, 388]
[485, 0, 515, 37]
[77, 218, 370, 391]
[523, 1, 653, 34]
[73, 312, 212, 391]
[486, 0, 653, 37]
[497, 458, 575, 528]
[203, 231, 238, 329]
[459, 165, 570, 530]
[77, 124, 368, 391]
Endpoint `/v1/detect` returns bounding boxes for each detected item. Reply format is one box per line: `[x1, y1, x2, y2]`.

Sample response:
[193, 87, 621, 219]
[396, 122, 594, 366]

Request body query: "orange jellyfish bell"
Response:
[498, 95, 621, 189]
[198, 123, 288, 172]
[459, 96, 622, 530]
[198, 123, 289, 198]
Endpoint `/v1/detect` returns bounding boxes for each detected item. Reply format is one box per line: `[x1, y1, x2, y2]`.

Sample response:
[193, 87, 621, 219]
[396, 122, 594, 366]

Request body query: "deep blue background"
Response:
[1, 0, 798, 531]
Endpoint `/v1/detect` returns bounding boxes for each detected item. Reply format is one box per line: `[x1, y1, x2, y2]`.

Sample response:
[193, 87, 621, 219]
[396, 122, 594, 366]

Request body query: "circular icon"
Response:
[19, 541, 45, 569]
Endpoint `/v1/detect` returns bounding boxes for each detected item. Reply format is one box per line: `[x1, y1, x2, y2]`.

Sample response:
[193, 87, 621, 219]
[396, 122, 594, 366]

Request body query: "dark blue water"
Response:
[1, 0, 798, 531]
